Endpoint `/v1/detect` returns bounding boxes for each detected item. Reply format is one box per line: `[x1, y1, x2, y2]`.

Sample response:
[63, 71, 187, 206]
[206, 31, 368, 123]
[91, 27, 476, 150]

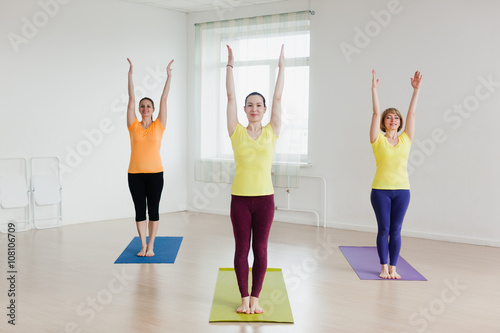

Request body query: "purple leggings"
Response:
[230, 194, 275, 298]
[371, 189, 410, 266]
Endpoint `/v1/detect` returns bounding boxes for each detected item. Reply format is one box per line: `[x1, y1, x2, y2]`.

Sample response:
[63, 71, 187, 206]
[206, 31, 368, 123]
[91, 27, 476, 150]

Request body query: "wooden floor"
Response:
[1, 212, 499, 333]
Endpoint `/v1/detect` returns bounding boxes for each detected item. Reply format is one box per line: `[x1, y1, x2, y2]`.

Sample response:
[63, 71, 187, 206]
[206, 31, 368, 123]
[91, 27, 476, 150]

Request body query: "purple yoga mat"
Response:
[339, 246, 427, 281]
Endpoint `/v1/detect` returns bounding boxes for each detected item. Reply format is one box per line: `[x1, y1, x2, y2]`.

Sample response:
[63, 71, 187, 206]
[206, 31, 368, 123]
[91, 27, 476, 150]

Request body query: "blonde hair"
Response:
[380, 108, 403, 132]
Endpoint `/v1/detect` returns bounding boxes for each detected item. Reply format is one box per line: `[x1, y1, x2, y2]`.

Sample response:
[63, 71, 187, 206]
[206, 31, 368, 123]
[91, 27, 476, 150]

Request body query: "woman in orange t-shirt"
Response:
[126, 58, 173, 257]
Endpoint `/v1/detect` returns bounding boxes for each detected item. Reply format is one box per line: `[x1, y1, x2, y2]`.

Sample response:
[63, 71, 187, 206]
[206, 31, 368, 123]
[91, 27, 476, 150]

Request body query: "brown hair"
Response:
[380, 108, 403, 132]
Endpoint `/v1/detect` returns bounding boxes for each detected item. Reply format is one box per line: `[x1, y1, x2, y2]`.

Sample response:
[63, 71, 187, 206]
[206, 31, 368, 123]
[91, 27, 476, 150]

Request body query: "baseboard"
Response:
[188, 208, 500, 248]
[330, 222, 500, 248]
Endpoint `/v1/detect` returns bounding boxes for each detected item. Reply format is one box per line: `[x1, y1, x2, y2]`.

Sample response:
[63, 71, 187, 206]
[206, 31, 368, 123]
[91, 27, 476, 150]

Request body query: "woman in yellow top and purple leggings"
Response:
[126, 58, 173, 257]
[370, 70, 422, 279]
[226, 44, 284, 314]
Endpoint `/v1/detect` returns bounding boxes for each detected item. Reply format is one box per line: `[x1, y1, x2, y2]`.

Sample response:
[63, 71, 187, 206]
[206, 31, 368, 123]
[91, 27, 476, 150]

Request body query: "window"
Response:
[194, 11, 310, 186]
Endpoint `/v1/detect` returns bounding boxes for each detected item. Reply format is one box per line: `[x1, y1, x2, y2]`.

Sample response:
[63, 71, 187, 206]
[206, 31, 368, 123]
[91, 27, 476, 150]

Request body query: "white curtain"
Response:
[194, 11, 310, 188]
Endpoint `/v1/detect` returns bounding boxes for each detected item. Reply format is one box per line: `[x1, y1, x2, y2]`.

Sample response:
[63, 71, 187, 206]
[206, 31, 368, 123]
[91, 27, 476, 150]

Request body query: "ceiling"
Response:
[117, 0, 289, 13]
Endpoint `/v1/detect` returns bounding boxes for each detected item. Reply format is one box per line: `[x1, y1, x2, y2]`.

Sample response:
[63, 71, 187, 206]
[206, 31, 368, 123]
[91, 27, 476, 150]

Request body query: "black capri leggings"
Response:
[128, 172, 164, 222]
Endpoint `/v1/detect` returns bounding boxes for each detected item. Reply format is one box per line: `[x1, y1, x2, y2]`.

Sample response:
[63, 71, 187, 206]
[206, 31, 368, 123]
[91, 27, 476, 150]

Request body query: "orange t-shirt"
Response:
[128, 119, 165, 173]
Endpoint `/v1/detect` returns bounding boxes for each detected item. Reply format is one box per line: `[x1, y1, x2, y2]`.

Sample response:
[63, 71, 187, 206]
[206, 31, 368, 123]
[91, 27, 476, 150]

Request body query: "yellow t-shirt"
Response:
[231, 123, 277, 196]
[128, 119, 165, 173]
[371, 131, 411, 189]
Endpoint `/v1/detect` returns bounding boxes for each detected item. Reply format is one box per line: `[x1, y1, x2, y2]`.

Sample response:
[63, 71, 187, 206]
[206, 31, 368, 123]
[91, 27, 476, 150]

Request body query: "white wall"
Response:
[186, 0, 500, 246]
[0, 0, 187, 224]
[2, 0, 498, 246]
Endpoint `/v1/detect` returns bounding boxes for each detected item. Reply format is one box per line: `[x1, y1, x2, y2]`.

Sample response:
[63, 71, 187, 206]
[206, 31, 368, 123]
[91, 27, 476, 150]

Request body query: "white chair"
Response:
[31, 157, 63, 229]
[0, 158, 31, 233]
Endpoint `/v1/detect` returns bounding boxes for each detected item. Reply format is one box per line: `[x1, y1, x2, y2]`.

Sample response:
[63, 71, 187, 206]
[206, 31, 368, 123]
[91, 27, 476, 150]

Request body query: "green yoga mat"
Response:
[209, 268, 294, 323]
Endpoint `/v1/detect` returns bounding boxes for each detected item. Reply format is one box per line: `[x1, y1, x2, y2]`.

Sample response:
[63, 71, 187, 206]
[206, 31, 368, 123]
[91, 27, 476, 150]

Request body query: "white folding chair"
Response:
[0, 158, 31, 233]
[31, 157, 63, 229]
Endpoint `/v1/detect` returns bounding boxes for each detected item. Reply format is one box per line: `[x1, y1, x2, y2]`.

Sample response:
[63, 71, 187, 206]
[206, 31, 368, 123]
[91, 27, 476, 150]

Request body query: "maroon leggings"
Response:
[230, 194, 275, 298]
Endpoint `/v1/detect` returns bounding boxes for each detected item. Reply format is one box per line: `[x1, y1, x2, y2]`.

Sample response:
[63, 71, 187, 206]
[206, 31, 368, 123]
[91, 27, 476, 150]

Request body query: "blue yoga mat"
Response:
[114, 236, 183, 264]
[339, 246, 427, 281]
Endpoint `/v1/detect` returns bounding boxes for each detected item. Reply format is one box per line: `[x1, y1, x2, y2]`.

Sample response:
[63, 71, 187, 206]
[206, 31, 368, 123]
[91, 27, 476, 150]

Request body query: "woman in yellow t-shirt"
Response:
[226, 44, 284, 314]
[370, 70, 422, 279]
[126, 58, 173, 257]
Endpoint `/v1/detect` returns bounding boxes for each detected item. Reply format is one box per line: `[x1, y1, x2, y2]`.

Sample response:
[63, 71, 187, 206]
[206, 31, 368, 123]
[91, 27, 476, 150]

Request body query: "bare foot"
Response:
[145, 245, 155, 257]
[379, 264, 390, 279]
[389, 265, 401, 279]
[236, 297, 250, 314]
[137, 247, 146, 257]
[250, 296, 264, 314]
[136, 220, 147, 256]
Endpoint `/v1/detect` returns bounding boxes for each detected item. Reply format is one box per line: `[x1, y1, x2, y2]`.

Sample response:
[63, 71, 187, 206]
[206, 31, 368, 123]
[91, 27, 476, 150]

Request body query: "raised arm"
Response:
[226, 45, 238, 136]
[370, 70, 381, 143]
[270, 45, 284, 137]
[404, 71, 422, 142]
[157, 59, 174, 128]
[127, 58, 136, 128]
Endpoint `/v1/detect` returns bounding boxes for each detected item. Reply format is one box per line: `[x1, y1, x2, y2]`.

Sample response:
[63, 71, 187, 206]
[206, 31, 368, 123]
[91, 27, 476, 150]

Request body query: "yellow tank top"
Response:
[371, 131, 411, 189]
[128, 119, 165, 173]
[231, 123, 277, 196]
